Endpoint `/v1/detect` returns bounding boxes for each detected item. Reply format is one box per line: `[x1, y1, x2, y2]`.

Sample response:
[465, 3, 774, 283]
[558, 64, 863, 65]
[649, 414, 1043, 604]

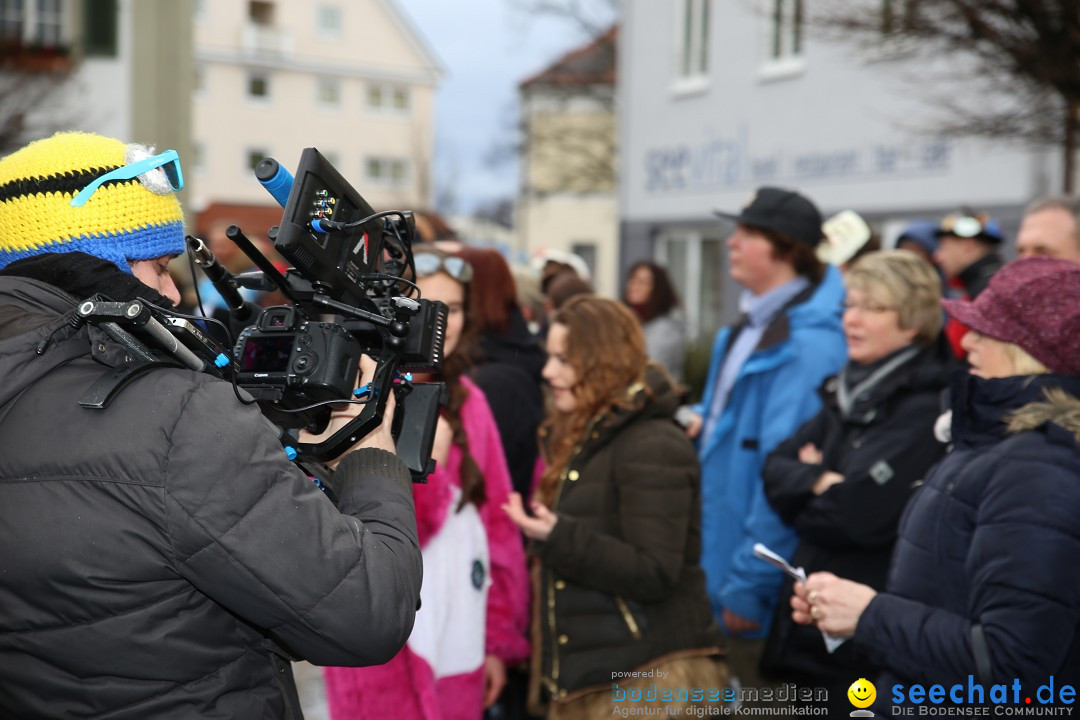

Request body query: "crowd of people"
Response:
[0, 131, 1078, 720]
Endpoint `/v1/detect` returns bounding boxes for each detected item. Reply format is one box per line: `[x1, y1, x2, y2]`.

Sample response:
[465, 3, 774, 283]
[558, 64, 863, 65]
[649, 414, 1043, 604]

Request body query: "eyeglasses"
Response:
[843, 299, 896, 314]
[414, 253, 473, 283]
[70, 148, 184, 208]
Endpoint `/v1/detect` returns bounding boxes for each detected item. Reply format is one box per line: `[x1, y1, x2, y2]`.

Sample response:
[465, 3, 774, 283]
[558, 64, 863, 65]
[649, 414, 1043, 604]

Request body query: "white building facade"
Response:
[618, 0, 1060, 341]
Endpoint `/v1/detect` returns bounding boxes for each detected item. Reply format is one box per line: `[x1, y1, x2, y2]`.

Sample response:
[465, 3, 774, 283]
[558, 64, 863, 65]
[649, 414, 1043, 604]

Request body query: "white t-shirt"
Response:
[407, 486, 491, 678]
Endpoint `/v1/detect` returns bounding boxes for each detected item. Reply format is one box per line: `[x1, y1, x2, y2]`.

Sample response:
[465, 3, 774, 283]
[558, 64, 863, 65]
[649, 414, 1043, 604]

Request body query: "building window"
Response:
[367, 83, 410, 113]
[316, 76, 340, 107]
[247, 71, 270, 100]
[35, 0, 60, 46]
[83, 0, 117, 56]
[0, 0, 73, 49]
[317, 5, 341, 36]
[675, 0, 709, 82]
[0, 0, 24, 41]
[570, 242, 597, 279]
[770, 0, 803, 61]
[365, 157, 409, 187]
[193, 143, 206, 175]
[247, 149, 268, 171]
[249, 0, 274, 26]
[656, 231, 725, 343]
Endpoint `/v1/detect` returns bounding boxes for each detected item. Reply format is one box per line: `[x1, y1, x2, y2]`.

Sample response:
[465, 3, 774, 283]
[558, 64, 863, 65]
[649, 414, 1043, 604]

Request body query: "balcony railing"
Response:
[240, 24, 292, 57]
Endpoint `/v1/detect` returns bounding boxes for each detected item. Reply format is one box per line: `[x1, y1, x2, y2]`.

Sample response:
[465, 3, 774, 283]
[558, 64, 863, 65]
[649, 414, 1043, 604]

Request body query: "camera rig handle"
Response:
[281, 295, 441, 477]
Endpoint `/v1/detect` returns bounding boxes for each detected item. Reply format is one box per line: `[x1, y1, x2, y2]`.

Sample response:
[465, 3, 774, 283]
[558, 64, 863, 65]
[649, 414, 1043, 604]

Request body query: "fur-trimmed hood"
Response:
[949, 371, 1080, 450]
[1008, 387, 1080, 441]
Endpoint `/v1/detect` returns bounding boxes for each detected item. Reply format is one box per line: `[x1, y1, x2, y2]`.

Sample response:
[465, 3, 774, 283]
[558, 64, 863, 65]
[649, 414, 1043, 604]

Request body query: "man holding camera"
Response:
[0, 132, 422, 718]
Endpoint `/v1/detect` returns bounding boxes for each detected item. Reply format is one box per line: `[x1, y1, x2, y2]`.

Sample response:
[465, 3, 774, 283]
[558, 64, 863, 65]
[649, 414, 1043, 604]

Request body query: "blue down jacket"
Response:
[855, 372, 1080, 706]
[696, 266, 846, 635]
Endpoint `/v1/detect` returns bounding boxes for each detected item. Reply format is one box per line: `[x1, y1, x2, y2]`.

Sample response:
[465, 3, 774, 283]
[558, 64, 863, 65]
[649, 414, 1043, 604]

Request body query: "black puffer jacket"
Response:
[0, 269, 422, 719]
[760, 341, 952, 695]
[471, 307, 546, 499]
[534, 367, 723, 699]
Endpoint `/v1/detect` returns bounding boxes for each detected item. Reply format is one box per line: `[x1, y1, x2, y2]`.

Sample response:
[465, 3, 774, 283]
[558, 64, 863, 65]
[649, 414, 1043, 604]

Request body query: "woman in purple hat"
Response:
[787, 257, 1080, 710]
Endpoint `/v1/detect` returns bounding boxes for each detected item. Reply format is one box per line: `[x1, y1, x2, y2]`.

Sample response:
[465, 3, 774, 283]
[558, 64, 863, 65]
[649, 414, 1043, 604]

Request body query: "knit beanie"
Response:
[0, 132, 185, 273]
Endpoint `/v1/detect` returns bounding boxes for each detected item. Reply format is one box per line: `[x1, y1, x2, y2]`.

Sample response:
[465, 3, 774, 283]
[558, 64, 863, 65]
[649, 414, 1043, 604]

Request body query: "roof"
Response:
[520, 25, 617, 89]
[194, 203, 286, 238]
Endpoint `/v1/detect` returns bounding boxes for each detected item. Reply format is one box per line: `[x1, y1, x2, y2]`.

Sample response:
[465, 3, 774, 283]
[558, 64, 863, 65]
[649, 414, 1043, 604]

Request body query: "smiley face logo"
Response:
[848, 678, 876, 709]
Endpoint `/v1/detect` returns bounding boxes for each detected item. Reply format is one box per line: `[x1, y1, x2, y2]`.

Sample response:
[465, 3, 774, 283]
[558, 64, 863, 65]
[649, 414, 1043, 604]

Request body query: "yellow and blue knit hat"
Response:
[0, 132, 185, 272]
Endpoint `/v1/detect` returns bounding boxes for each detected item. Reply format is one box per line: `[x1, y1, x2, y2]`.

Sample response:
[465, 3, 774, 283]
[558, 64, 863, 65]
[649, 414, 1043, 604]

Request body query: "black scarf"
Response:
[0, 252, 173, 308]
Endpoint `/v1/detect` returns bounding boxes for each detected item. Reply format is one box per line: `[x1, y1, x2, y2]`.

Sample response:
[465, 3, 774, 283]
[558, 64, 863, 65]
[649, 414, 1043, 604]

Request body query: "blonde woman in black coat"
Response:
[762, 250, 952, 713]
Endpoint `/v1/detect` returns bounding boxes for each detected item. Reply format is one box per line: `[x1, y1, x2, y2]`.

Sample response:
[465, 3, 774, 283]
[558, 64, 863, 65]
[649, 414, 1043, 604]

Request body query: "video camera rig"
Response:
[75, 148, 447, 480]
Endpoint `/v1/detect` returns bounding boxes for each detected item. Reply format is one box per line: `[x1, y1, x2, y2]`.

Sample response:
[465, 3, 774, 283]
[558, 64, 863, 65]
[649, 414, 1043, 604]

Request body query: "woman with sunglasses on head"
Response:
[323, 249, 530, 720]
[759, 250, 953, 714]
[503, 296, 726, 719]
[790, 257, 1080, 712]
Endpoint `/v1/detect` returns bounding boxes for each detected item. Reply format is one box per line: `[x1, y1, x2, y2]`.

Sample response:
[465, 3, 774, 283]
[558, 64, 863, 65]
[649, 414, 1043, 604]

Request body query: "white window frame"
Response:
[315, 75, 341, 109]
[35, 0, 60, 46]
[316, 5, 341, 37]
[0, 0, 25, 41]
[671, 0, 710, 97]
[364, 156, 410, 188]
[366, 82, 410, 115]
[656, 230, 729, 342]
[759, 0, 806, 82]
[1, 0, 70, 47]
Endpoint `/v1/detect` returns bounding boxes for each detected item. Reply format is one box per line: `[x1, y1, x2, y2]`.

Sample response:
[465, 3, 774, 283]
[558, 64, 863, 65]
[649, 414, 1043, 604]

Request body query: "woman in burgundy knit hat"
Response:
[786, 257, 1080, 712]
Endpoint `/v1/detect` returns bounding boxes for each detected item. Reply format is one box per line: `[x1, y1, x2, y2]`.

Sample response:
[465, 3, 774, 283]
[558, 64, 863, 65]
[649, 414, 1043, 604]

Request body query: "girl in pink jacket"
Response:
[324, 249, 530, 720]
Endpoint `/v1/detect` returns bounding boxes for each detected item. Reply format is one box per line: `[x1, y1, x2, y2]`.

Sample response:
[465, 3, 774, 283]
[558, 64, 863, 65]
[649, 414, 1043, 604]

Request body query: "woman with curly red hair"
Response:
[504, 296, 726, 719]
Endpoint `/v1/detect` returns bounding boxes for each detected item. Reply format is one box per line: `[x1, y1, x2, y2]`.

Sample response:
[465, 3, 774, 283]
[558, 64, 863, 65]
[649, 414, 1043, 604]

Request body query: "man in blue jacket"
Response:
[682, 187, 846, 689]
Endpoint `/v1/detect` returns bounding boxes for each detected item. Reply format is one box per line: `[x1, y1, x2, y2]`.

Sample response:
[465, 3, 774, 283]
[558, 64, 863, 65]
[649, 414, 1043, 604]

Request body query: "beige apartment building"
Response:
[516, 27, 618, 298]
[191, 0, 441, 232]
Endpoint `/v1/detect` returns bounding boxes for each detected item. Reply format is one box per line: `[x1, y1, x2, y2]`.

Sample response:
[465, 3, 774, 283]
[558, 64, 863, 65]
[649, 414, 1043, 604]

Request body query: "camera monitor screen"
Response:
[273, 147, 385, 309]
[239, 335, 295, 373]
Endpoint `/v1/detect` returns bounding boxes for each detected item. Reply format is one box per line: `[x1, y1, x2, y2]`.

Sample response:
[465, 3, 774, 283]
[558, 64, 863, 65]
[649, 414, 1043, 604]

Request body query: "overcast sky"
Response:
[396, 0, 610, 215]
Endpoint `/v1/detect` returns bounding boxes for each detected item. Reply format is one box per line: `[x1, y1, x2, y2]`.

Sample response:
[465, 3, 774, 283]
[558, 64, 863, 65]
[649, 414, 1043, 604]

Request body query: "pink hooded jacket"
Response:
[324, 376, 530, 720]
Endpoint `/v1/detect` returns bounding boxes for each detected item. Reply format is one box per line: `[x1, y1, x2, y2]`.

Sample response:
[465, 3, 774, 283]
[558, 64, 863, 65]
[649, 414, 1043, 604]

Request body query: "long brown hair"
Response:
[415, 249, 486, 509]
[456, 246, 518, 337]
[537, 296, 648, 507]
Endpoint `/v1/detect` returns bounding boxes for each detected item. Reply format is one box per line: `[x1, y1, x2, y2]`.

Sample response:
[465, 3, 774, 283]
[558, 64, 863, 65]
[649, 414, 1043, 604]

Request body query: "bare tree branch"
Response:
[805, 0, 1080, 189]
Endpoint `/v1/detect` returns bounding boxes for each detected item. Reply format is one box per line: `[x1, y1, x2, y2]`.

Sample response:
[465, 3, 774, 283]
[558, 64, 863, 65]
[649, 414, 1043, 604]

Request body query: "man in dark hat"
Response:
[933, 209, 1006, 359]
[933, 209, 1005, 300]
[680, 187, 847, 689]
